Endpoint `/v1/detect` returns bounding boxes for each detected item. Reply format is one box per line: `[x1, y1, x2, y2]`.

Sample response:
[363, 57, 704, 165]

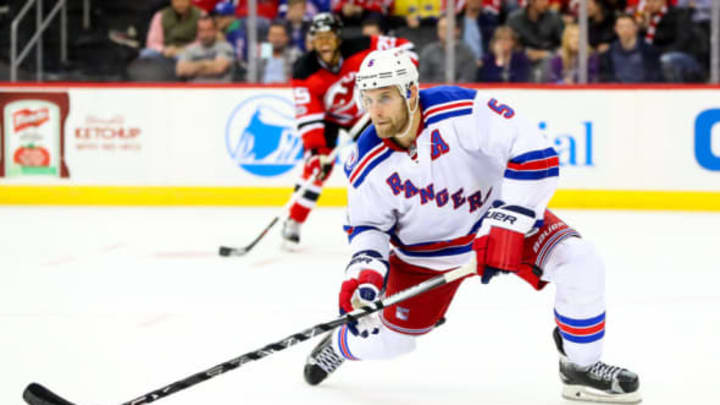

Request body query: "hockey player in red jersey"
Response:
[281, 12, 416, 248]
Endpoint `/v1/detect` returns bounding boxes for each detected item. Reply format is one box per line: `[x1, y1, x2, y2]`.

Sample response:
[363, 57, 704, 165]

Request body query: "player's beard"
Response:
[375, 104, 409, 139]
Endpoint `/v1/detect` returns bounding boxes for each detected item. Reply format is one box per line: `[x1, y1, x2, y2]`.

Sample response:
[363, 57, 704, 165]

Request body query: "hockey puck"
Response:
[218, 246, 233, 256]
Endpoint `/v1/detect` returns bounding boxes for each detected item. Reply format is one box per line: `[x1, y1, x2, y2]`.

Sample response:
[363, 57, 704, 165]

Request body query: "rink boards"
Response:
[1, 83, 719, 211]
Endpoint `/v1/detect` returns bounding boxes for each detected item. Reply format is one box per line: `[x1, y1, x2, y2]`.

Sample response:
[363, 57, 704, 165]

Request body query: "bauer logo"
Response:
[225, 95, 303, 177]
[694, 109, 720, 171]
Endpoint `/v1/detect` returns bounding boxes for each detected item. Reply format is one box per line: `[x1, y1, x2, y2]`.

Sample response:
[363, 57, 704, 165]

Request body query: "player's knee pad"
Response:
[544, 237, 605, 306]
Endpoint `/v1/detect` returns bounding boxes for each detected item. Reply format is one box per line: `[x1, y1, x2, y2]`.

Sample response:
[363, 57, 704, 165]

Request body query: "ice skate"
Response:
[553, 328, 641, 403]
[304, 332, 345, 386]
[281, 218, 301, 251]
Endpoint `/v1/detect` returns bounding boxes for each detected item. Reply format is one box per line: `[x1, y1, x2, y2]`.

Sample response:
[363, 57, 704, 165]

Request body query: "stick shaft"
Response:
[122, 259, 475, 405]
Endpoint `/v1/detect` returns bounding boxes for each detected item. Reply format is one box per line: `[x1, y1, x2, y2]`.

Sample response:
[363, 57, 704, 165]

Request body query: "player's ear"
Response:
[409, 84, 419, 105]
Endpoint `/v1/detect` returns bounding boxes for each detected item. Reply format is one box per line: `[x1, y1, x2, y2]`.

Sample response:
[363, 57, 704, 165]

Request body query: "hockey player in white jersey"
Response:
[303, 48, 641, 403]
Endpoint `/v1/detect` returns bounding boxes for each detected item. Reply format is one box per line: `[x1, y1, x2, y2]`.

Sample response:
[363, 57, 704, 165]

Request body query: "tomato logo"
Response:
[13, 145, 51, 167]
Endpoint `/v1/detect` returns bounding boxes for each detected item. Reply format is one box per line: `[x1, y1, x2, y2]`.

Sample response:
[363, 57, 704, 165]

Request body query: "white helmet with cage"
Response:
[355, 48, 419, 112]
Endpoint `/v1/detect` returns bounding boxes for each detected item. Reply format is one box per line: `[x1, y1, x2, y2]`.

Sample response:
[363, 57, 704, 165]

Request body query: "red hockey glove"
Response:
[339, 251, 387, 337]
[474, 205, 536, 284]
[305, 148, 334, 181]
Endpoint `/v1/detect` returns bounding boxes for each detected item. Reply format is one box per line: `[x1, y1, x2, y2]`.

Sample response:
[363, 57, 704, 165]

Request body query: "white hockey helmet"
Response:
[355, 49, 418, 108]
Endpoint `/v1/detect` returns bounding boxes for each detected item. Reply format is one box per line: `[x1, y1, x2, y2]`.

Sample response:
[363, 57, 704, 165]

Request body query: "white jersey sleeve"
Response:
[341, 129, 397, 274]
[458, 93, 559, 219]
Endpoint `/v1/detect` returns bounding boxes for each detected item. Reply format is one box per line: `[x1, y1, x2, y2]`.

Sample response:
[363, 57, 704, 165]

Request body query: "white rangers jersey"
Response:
[342, 86, 560, 271]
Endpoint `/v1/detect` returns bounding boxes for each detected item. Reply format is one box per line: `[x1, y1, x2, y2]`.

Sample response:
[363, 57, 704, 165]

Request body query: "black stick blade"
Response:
[218, 246, 248, 257]
[23, 383, 76, 405]
[218, 246, 234, 256]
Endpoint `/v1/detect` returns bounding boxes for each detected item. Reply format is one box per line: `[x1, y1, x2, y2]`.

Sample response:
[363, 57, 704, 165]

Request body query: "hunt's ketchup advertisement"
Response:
[0, 92, 70, 178]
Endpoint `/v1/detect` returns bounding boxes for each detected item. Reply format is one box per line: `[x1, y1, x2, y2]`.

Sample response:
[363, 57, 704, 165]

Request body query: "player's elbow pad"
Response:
[485, 205, 536, 272]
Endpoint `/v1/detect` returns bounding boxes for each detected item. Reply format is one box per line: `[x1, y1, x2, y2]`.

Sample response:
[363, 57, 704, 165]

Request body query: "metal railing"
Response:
[712, 0, 719, 83]
[10, 0, 68, 82]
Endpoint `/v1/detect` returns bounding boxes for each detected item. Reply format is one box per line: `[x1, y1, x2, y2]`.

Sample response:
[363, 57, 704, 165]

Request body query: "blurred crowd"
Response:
[2, 0, 715, 83]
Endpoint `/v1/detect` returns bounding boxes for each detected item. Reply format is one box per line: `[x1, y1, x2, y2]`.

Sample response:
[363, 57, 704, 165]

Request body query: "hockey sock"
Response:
[331, 324, 416, 361]
[543, 237, 606, 367]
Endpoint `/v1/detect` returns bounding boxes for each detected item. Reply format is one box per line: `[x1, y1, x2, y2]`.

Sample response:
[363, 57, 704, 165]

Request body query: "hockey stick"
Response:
[23, 257, 476, 405]
[219, 113, 371, 257]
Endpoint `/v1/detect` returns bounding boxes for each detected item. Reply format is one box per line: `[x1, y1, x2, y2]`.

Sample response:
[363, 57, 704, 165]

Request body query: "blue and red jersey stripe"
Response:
[390, 233, 475, 257]
[419, 86, 476, 125]
[505, 148, 560, 180]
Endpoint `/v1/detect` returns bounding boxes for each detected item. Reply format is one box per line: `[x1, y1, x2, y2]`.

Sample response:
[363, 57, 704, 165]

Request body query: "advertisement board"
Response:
[1, 84, 718, 210]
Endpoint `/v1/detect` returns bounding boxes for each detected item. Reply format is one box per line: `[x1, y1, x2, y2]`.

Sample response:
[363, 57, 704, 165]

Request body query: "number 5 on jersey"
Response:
[294, 87, 311, 105]
[487, 98, 515, 119]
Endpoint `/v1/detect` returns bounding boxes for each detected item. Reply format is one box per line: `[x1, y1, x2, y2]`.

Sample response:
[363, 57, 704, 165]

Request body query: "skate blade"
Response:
[562, 384, 642, 404]
[280, 239, 301, 252]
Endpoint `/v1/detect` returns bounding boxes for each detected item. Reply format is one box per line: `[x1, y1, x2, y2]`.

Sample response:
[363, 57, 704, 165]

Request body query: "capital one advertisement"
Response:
[0, 86, 718, 194]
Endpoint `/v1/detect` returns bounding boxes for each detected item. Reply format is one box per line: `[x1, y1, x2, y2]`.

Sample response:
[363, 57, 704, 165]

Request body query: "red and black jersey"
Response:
[292, 35, 415, 151]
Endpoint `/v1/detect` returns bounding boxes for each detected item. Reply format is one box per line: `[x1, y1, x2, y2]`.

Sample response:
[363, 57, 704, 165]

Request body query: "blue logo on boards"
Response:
[539, 121, 594, 167]
[225, 95, 303, 176]
[695, 109, 720, 171]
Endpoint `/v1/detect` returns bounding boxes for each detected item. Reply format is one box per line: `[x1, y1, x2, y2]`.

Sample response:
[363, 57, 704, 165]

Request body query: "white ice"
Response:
[1, 206, 719, 405]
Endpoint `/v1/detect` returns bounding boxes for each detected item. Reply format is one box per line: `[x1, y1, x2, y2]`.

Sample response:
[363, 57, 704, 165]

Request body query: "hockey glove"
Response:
[305, 148, 334, 181]
[474, 205, 536, 284]
[339, 252, 386, 337]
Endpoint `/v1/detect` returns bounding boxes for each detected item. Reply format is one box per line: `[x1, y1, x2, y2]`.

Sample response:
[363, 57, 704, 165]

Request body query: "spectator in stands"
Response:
[637, 0, 704, 81]
[193, 0, 222, 13]
[256, 21, 302, 83]
[671, 0, 711, 73]
[140, 0, 205, 59]
[213, 1, 238, 33]
[232, 0, 279, 44]
[604, 0, 628, 14]
[548, 0, 577, 23]
[481, 0, 523, 20]
[332, 0, 392, 28]
[176, 16, 235, 82]
[598, 13, 663, 82]
[284, 0, 312, 52]
[419, 14, 477, 83]
[507, 0, 564, 81]
[361, 15, 385, 36]
[476, 25, 531, 82]
[391, 0, 441, 51]
[212, 2, 247, 67]
[587, 0, 616, 53]
[279, 0, 331, 18]
[394, 0, 442, 28]
[548, 23, 599, 83]
[460, 0, 486, 66]
[235, 0, 280, 22]
[676, 0, 711, 35]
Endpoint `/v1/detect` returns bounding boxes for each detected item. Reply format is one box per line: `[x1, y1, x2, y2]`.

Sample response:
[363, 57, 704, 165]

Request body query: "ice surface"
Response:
[1, 206, 718, 405]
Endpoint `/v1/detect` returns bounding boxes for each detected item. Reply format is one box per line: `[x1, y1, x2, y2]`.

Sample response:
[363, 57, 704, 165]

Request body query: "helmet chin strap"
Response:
[394, 85, 419, 144]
